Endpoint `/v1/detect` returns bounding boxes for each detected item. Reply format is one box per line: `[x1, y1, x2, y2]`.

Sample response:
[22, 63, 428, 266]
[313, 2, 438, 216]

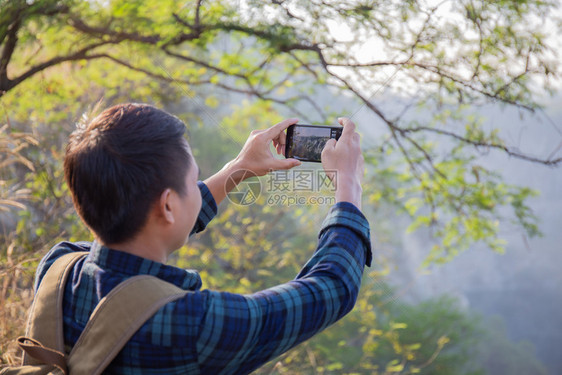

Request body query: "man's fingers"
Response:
[264, 118, 299, 139]
[273, 131, 286, 151]
[273, 132, 286, 155]
[274, 141, 285, 155]
[338, 117, 356, 138]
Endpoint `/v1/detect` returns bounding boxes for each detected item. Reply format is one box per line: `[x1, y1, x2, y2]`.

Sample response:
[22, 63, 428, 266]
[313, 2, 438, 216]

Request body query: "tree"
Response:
[0, 0, 559, 371]
[1, 0, 560, 262]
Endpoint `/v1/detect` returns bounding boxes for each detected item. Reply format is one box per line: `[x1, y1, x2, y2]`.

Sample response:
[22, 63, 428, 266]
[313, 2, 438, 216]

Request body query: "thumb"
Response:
[272, 158, 302, 171]
[324, 138, 337, 150]
[322, 138, 336, 157]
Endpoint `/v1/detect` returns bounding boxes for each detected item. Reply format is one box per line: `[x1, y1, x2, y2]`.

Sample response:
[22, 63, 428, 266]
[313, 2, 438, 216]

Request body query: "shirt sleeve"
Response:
[190, 181, 218, 235]
[193, 202, 372, 375]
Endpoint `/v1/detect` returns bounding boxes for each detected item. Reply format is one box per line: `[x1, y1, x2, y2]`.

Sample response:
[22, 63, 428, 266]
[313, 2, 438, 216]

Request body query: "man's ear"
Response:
[159, 188, 175, 224]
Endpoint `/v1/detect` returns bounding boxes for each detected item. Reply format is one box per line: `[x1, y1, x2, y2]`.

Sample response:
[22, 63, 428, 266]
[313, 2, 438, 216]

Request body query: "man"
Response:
[35, 103, 372, 374]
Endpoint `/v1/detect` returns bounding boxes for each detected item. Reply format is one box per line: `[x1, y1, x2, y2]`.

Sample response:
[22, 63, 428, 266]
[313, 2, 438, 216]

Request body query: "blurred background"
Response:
[1, 1, 561, 374]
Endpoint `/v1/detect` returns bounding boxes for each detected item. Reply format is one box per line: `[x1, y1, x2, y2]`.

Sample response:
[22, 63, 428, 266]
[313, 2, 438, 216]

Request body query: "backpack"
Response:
[0, 251, 188, 375]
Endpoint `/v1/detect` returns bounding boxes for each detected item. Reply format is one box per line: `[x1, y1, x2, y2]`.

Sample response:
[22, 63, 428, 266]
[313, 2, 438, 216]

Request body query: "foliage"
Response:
[0, 0, 558, 372]
[472, 316, 548, 375]
[2, 0, 560, 260]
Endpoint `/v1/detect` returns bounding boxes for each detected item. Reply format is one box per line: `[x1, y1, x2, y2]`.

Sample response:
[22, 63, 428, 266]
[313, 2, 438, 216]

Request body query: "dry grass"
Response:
[0, 256, 35, 365]
[0, 125, 39, 365]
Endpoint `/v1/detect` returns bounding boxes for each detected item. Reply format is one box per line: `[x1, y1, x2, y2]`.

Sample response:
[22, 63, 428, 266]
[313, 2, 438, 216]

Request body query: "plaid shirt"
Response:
[35, 181, 372, 374]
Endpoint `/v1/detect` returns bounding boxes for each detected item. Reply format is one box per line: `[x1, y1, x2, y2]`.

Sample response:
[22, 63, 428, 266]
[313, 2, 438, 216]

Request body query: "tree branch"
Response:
[317, 46, 561, 169]
[271, 0, 306, 22]
[403, 125, 562, 166]
[163, 48, 246, 79]
[89, 54, 210, 86]
[9, 41, 114, 91]
[0, 18, 21, 93]
[207, 23, 319, 53]
[325, 58, 537, 112]
[68, 15, 161, 44]
[195, 0, 203, 29]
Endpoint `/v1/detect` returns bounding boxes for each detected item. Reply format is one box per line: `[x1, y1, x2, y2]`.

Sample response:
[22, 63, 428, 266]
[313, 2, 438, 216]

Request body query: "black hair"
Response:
[64, 103, 191, 244]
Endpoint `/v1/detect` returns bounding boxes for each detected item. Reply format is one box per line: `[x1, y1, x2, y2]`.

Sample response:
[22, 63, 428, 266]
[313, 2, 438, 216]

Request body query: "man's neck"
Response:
[105, 234, 169, 263]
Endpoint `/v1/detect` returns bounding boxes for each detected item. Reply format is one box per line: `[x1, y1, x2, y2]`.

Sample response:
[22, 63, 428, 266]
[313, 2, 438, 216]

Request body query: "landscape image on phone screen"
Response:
[292, 126, 332, 161]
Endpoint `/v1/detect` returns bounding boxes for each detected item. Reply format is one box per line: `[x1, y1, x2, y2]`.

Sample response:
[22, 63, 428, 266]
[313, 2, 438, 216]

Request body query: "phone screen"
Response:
[285, 125, 342, 162]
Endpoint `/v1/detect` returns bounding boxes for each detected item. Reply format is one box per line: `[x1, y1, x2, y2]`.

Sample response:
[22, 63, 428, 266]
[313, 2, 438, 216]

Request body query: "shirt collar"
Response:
[88, 241, 202, 291]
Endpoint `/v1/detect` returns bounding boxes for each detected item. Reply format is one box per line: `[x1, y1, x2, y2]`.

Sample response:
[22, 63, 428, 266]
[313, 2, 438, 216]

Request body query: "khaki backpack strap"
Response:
[17, 337, 67, 374]
[23, 251, 89, 366]
[67, 275, 187, 375]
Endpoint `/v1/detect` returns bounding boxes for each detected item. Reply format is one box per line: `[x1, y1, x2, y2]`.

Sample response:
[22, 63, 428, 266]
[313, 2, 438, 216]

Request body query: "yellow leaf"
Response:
[437, 335, 450, 347]
[205, 96, 219, 108]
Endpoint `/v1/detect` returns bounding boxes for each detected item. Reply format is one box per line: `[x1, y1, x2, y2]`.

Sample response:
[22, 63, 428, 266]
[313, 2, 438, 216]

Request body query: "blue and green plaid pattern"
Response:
[35, 181, 372, 374]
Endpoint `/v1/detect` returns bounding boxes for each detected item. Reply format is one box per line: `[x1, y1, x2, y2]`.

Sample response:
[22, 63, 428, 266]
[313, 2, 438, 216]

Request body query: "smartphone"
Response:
[285, 124, 343, 163]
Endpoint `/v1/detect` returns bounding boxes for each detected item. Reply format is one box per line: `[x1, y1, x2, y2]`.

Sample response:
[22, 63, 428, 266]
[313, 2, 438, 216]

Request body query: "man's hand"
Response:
[231, 118, 302, 176]
[203, 119, 302, 206]
[321, 117, 364, 209]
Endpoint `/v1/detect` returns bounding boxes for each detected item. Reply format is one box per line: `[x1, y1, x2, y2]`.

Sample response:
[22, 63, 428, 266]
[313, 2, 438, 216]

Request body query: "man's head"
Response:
[64, 103, 198, 246]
